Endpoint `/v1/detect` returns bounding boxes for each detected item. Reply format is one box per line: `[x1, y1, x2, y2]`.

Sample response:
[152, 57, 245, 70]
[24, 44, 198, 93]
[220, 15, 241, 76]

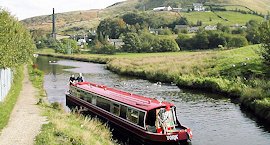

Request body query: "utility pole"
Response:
[52, 8, 56, 39]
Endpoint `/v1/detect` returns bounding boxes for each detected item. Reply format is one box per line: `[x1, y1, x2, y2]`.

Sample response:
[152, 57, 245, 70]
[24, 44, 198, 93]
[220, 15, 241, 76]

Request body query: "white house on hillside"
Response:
[108, 39, 124, 48]
[193, 3, 205, 11]
[205, 25, 217, 31]
[188, 27, 199, 33]
[153, 6, 173, 11]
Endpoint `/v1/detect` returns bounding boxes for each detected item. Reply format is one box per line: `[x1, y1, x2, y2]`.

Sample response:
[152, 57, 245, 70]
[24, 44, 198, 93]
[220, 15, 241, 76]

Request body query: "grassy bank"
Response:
[0, 66, 24, 131]
[28, 65, 115, 145]
[37, 45, 270, 122]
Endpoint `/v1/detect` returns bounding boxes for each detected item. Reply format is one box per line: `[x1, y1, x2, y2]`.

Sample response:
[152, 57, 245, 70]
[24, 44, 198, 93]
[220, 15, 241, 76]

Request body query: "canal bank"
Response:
[35, 55, 270, 145]
[37, 45, 270, 124]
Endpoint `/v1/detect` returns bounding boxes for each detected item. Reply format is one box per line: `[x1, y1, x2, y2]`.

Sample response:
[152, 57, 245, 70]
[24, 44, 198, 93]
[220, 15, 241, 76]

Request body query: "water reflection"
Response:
[36, 56, 270, 145]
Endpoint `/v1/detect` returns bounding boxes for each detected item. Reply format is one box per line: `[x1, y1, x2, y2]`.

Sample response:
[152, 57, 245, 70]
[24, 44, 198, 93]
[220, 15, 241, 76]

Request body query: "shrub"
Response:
[227, 36, 248, 48]
[157, 38, 180, 52]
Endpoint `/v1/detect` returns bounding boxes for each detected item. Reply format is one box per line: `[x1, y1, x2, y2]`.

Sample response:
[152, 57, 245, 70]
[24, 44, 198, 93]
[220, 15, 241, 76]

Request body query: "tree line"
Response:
[0, 9, 34, 68]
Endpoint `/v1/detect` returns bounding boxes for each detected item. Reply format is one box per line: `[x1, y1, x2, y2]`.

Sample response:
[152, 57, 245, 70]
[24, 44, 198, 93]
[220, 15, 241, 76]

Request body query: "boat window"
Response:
[139, 111, 145, 127]
[111, 103, 120, 116]
[120, 105, 127, 119]
[83, 92, 92, 102]
[146, 109, 156, 126]
[92, 95, 96, 105]
[96, 97, 110, 111]
[126, 108, 139, 124]
[77, 89, 84, 98]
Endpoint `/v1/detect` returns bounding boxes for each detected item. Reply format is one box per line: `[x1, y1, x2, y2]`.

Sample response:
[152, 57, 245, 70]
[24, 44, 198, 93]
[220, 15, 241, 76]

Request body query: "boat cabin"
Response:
[69, 82, 180, 134]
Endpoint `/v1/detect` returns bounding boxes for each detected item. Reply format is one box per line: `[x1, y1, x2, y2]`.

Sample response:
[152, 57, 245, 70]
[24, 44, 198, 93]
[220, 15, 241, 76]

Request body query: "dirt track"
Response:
[0, 66, 47, 145]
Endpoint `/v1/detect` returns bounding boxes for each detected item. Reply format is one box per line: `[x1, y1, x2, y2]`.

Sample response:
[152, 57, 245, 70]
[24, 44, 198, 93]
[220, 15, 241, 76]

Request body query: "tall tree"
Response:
[259, 20, 270, 65]
[122, 33, 142, 52]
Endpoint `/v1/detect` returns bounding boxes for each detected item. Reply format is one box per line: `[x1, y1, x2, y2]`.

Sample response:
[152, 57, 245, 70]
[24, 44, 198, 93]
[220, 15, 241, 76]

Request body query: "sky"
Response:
[0, 0, 125, 20]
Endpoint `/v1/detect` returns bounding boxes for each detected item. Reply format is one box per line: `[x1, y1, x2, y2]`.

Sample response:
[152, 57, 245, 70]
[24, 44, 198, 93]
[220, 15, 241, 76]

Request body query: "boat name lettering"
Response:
[166, 135, 178, 141]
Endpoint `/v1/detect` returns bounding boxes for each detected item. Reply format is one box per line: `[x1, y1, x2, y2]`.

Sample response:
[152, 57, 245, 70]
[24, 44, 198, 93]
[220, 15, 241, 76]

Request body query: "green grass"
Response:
[182, 11, 264, 26]
[28, 64, 116, 145]
[182, 12, 225, 26]
[0, 66, 24, 131]
[215, 11, 264, 24]
[224, 5, 251, 11]
[35, 109, 115, 145]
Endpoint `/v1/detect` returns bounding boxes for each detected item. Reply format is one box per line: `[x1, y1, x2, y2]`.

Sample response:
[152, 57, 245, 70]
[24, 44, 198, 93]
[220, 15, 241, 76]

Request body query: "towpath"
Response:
[0, 66, 47, 145]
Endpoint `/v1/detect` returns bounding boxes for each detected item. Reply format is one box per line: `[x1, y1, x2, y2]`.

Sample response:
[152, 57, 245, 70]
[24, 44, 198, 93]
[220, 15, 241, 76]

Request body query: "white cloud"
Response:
[0, 0, 125, 20]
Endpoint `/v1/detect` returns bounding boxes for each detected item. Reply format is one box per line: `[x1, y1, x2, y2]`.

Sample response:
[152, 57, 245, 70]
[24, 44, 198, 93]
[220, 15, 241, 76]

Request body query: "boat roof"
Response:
[73, 82, 174, 111]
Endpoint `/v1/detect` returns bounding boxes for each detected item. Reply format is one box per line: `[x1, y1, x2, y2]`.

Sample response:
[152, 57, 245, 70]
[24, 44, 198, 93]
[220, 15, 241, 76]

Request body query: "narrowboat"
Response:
[66, 82, 192, 144]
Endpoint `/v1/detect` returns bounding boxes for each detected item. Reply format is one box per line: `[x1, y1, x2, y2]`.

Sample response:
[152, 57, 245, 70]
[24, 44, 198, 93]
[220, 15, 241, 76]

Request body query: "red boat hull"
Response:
[66, 94, 191, 144]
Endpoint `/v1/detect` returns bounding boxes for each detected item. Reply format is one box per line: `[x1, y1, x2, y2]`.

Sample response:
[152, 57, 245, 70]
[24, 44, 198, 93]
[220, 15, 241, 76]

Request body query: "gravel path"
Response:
[0, 66, 47, 145]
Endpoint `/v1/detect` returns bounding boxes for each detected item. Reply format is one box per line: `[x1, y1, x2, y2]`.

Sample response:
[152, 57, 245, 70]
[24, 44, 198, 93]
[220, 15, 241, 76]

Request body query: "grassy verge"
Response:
[0, 66, 24, 131]
[37, 45, 270, 122]
[28, 65, 115, 145]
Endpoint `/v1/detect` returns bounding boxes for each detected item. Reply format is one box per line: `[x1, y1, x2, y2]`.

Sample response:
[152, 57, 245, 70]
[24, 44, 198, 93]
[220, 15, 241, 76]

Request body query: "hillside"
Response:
[21, 0, 269, 34]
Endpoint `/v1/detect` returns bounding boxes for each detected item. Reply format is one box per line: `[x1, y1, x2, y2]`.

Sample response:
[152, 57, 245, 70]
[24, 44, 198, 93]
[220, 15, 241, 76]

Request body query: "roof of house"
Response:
[175, 25, 189, 29]
[108, 39, 123, 43]
[193, 3, 203, 7]
[74, 82, 173, 111]
[188, 27, 199, 30]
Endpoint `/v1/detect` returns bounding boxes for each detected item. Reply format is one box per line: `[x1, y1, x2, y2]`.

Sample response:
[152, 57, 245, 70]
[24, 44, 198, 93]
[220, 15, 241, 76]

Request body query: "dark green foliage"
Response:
[122, 33, 142, 52]
[217, 23, 230, 33]
[176, 30, 248, 50]
[193, 31, 209, 49]
[176, 34, 192, 49]
[97, 18, 126, 39]
[259, 20, 270, 65]
[122, 13, 145, 25]
[122, 12, 173, 29]
[227, 36, 248, 48]
[232, 28, 245, 34]
[207, 31, 227, 48]
[169, 17, 189, 29]
[122, 32, 179, 53]
[246, 20, 260, 44]
[140, 32, 156, 52]
[0, 10, 34, 68]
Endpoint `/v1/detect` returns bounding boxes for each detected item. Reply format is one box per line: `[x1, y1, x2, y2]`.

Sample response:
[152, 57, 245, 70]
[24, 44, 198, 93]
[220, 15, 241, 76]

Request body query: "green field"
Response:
[182, 11, 264, 26]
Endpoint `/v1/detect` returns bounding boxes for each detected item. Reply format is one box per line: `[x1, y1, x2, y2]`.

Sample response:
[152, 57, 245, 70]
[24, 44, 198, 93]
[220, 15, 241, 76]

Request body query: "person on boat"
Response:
[69, 74, 76, 85]
[76, 73, 84, 82]
[158, 106, 175, 134]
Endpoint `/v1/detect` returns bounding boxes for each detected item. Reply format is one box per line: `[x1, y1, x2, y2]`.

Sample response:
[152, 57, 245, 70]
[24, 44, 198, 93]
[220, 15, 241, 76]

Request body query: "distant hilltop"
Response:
[21, 0, 270, 33]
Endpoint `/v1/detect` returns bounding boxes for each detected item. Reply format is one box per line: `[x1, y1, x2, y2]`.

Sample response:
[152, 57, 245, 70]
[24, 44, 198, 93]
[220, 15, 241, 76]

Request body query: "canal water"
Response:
[36, 56, 270, 145]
